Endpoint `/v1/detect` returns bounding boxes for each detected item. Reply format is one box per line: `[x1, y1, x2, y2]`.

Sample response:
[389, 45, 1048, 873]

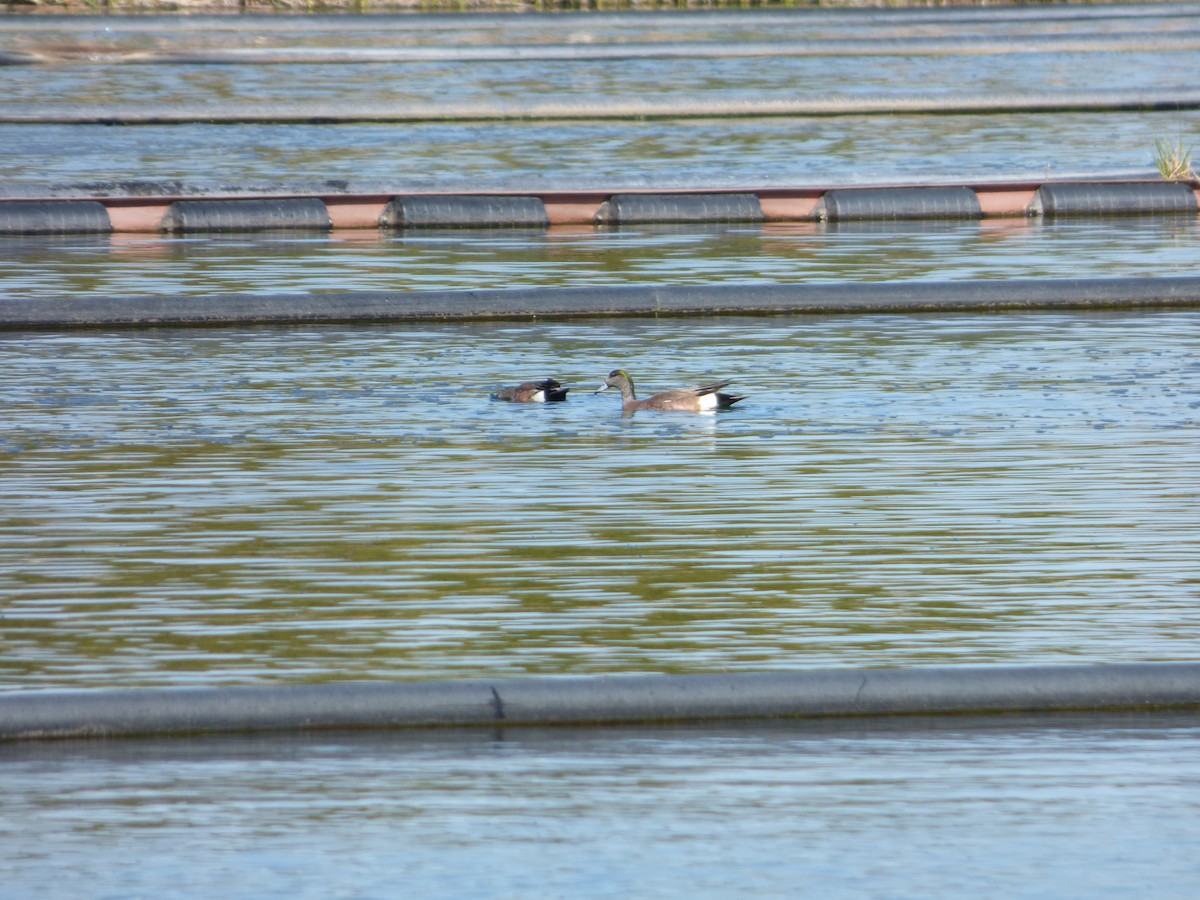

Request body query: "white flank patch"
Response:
[531, 390, 546, 402]
[696, 392, 719, 410]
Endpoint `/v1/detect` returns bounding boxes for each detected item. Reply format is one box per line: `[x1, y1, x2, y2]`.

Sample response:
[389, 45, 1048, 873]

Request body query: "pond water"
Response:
[2, 311, 1197, 690]
[4, 218, 1200, 300]
[2, 7, 1199, 895]
[0, 111, 1187, 188]
[2, 49, 1196, 106]
[3, 714, 1200, 899]
[1, 7, 1196, 186]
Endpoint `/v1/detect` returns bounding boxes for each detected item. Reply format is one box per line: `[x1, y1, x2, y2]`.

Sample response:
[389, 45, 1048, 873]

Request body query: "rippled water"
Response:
[2, 311, 1198, 690]
[3, 218, 1200, 300]
[3, 8, 1200, 896]
[3, 7, 1198, 898]
[1, 5, 1196, 188]
[1, 8, 1196, 186]
[3, 714, 1200, 899]
[1, 111, 1186, 187]
[2, 50, 1195, 106]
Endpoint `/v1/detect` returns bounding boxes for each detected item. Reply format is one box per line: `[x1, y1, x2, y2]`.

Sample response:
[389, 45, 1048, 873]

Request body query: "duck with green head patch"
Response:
[492, 378, 569, 403]
[595, 369, 745, 413]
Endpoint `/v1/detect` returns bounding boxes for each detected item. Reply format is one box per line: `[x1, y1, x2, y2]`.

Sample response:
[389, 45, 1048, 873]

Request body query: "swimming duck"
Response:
[595, 369, 744, 412]
[492, 378, 569, 403]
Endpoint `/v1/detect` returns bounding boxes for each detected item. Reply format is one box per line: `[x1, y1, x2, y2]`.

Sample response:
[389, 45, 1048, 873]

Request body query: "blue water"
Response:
[3, 218, 1200, 300]
[0, 112, 1183, 188]
[1, 7, 1196, 186]
[3, 715, 1199, 899]
[3, 311, 1198, 689]
[2, 7, 1199, 898]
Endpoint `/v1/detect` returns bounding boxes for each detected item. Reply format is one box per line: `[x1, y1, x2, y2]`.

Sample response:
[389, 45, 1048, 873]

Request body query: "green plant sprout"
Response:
[1153, 135, 1197, 181]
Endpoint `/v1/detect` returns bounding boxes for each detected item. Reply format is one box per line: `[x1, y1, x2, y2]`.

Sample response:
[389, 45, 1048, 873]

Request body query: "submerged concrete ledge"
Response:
[2, 663, 1198, 741]
[5, 277, 1200, 330]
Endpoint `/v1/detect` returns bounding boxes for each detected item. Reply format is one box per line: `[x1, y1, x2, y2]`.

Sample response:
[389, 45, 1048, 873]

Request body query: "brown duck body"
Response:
[596, 369, 745, 412]
[493, 378, 569, 403]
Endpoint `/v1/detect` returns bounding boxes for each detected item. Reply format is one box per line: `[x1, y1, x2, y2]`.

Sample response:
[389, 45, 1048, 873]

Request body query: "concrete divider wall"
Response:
[2, 663, 1198, 741]
[0, 180, 1198, 234]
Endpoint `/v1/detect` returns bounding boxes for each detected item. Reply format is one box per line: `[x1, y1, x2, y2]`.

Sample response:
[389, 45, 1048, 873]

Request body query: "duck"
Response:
[595, 369, 744, 412]
[492, 378, 569, 403]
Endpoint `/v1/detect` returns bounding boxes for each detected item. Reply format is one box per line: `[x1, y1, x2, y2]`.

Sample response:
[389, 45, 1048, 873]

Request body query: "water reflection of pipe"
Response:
[2, 662, 1197, 741]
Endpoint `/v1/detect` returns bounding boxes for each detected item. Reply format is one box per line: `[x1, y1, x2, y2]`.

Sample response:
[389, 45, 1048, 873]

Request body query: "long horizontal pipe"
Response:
[5, 88, 1200, 125]
[2, 663, 1198, 741]
[0, 5, 1193, 33]
[7, 31, 1200, 66]
[6, 277, 1200, 330]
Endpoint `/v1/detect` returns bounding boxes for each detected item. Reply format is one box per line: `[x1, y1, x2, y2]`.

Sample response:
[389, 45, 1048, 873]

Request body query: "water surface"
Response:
[2, 8, 1198, 896]
[2, 311, 1197, 690]
[4, 218, 1200, 300]
[1, 8, 1195, 187]
[1, 111, 1186, 188]
[2, 714, 1199, 899]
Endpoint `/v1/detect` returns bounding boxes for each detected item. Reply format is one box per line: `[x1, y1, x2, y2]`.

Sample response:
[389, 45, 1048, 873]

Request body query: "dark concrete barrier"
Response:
[1031, 181, 1199, 217]
[162, 198, 332, 233]
[381, 194, 549, 229]
[4, 276, 1200, 330]
[594, 193, 764, 224]
[816, 186, 982, 221]
[0, 200, 111, 235]
[2, 663, 1198, 741]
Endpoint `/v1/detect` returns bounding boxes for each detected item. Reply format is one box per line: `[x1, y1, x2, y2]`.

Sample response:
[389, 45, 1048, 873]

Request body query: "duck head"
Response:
[594, 369, 636, 400]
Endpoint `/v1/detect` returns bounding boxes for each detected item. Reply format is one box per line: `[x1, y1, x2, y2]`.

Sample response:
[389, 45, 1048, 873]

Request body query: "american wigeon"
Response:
[595, 369, 745, 412]
[492, 378, 569, 403]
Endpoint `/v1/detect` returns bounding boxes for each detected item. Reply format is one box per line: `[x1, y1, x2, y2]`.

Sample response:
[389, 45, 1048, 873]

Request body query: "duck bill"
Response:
[593, 382, 613, 394]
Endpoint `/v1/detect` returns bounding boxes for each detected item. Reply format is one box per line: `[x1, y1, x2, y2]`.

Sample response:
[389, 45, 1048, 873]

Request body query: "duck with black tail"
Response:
[595, 369, 744, 414]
